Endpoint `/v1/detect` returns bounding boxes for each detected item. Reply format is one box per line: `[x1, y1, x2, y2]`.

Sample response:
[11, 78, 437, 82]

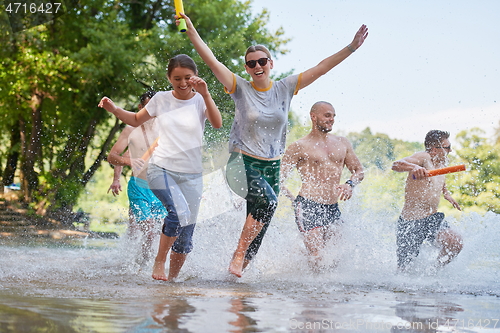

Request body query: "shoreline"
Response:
[0, 194, 118, 240]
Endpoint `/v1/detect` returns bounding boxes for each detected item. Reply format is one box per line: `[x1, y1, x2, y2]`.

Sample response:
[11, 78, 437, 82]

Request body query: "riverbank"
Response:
[0, 193, 118, 240]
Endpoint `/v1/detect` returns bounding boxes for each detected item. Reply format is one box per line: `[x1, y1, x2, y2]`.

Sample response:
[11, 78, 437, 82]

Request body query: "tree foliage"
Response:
[347, 127, 422, 171]
[448, 128, 500, 214]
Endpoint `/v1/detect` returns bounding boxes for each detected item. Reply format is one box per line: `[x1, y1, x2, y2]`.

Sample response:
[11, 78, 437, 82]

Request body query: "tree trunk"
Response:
[82, 117, 124, 186]
[20, 91, 44, 202]
[1, 123, 21, 189]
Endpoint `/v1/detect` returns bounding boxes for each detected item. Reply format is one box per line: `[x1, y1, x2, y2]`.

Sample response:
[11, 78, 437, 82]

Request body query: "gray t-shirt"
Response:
[227, 73, 301, 159]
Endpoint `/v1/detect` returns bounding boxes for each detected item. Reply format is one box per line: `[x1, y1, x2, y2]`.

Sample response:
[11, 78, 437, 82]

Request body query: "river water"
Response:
[1, 172, 500, 332]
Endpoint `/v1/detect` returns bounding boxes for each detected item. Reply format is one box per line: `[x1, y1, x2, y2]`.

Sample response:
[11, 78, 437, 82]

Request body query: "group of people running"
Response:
[99, 13, 462, 281]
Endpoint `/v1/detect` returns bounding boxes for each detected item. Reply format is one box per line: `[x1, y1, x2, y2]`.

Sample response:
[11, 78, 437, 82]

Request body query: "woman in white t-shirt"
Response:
[99, 54, 222, 281]
[179, 13, 368, 278]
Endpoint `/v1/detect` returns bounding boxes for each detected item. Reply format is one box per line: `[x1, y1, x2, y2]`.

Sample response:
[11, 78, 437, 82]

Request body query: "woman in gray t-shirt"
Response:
[180, 13, 368, 278]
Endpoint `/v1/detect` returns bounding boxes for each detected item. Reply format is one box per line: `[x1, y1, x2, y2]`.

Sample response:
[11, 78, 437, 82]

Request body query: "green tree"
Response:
[345, 128, 422, 216]
[347, 127, 422, 171]
[1, 2, 149, 220]
[449, 128, 500, 214]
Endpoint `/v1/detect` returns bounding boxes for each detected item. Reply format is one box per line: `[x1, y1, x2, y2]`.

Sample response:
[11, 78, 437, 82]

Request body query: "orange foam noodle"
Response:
[427, 164, 466, 177]
[141, 137, 159, 161]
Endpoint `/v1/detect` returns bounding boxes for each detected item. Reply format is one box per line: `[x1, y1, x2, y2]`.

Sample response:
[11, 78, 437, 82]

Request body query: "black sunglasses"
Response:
[245, 58, 270, 68]
[435, 146, 451, 150]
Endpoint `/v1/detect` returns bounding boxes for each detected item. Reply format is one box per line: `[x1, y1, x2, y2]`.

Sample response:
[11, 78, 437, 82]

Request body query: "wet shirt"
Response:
[226, 73, 301, 159]
[146, 91, 207, 173]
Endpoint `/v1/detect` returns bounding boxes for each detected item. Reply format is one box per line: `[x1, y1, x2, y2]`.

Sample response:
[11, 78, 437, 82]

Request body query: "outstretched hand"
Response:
[350, 24, 369, 50]
[98, 97, 117, 114]
[444, 192, 462, 211]
[107, 180, 122, 197]
[337, 184, 353, 201]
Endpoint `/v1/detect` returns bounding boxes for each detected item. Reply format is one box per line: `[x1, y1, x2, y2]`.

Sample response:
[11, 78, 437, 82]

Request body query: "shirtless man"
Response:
[107, 91, 167, 264]
[281, 101, 364, 270]
[392, 130, 463, 271]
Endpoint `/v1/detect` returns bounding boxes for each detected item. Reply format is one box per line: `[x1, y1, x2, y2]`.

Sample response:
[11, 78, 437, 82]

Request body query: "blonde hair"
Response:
[245, 45, 272, 62]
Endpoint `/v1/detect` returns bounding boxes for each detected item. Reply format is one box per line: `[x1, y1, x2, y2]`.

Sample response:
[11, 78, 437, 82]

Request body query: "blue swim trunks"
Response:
[127, 177, 167, 223]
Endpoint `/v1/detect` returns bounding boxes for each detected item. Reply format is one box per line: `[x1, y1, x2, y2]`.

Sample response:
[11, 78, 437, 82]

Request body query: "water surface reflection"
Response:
[2, 282, 500, 332]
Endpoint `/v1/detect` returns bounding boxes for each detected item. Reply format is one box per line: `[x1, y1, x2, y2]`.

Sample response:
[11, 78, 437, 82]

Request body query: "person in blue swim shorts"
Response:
[107, 91, 167, 265]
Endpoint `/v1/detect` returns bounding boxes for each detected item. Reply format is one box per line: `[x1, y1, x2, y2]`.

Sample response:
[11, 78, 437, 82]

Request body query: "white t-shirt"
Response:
[146, 91, 207, 173]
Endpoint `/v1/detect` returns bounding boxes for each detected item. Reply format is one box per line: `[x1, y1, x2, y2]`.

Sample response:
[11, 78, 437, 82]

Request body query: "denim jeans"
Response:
[148, 163, 203, 254]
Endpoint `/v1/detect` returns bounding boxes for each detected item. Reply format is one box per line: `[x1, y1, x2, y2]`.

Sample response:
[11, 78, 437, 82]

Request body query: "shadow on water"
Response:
[1, 171, 500, 332]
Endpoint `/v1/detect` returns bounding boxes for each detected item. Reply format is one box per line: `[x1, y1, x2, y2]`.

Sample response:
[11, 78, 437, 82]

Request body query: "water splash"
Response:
[1, 175, 499, 300]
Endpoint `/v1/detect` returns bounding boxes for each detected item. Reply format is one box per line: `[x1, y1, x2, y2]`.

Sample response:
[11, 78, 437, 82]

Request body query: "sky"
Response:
[250, 0, 499, 143]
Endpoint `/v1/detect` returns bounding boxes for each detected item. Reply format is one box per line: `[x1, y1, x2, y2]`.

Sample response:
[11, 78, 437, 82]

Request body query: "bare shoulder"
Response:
[115, 125, 134, 140]
[328, 134, 353, 148]
[290, 134, 313, 149]
[285, 138, 307, 157]
[110, 126, 135, 153]
[407, 151, 431, 164]
[337, 135, 353, 145]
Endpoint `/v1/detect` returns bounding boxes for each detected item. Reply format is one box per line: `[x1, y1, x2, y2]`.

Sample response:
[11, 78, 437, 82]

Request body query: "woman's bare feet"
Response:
[229, 253, 245, 278]
[152, 260, 169, 281]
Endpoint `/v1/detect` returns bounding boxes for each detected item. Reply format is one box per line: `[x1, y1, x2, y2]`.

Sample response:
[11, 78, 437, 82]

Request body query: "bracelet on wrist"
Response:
[346, 180, 355, 188]
[347, 44, 356, 53]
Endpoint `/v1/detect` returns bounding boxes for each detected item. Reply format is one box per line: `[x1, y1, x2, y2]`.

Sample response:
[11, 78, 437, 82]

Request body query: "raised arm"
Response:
[299, 24, 368, 90]
[180, 13, 234, 90]
[392, 152, 429, 180]
[188, 76, 222, 128]
[98, 97, 152, 127]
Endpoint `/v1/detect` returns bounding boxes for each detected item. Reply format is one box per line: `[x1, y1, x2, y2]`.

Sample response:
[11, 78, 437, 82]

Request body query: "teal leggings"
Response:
[225, 152, 280, 261]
